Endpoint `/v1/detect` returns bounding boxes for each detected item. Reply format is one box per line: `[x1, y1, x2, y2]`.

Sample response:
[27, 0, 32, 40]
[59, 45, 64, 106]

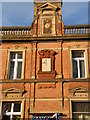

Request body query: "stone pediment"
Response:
[38, 2, 57, 10]
[69, 87, 88, 97]
[2, 87, 24, 93]
[2, 88, 24, 99]
[69, 87, 88, 93]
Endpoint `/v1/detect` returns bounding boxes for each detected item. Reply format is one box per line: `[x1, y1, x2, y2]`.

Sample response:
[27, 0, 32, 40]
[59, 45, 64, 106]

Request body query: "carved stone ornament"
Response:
[76, 44, 80, 48]
[15, 45, 20, 49]
[38, 49, 57, 79]
[2, 88, 24, 99]
[43, 18, 52, 34]
[69, 87, 88, 97]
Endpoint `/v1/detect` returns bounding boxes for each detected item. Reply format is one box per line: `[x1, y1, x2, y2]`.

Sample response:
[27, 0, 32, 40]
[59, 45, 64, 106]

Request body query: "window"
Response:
[72, 50, 86, 78]
[72, 102, 90, 120]
[2, 102, 21, 120]
[5, 50, 25, 80]
[9, 53, 22, 80]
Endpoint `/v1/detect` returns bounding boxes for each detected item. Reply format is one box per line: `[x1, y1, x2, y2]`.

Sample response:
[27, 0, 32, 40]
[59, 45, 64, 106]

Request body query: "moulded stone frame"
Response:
[38, 49, 56, 79]
[38, 50, 55, 72]
[40, 15, 56, 35]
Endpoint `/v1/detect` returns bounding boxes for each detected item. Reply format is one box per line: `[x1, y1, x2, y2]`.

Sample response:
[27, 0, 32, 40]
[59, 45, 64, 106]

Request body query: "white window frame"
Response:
[9, 53, 23, 80]
[2, 102, 22, 120]
[73, 112, 90, 120]
[72, 51, 87, 78]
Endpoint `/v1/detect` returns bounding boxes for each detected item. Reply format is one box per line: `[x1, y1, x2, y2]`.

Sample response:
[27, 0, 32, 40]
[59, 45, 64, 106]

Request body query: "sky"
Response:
[1, 1, 89, 26]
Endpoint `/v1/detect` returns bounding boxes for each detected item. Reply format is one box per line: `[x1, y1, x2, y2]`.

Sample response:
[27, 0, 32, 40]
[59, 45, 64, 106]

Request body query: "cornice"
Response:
[0, 78, 90, 83]
[1, 34, 90, 42]
[64, 24, 90, 28]
[1, 26, 31, 30]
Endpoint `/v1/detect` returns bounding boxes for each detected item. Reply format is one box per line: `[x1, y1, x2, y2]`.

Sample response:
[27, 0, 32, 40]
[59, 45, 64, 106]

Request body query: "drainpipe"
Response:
[61, 19, 64, 108]
[35, 41, 37, 79]
[34, 2, 38, 105]
[36, 6, 38, 37]
[28, 83, 31, 120]
[33, 4, 38, 108]
[31, 42, 33, 79]
[33, 41, 37, 108]
[61, 40, 64, 108]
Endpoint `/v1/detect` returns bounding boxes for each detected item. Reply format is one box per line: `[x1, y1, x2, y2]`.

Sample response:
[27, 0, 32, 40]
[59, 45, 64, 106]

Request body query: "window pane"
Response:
[72, 102, 90, 120]
[72, 102, 90, 112]
[73, 113, 90, 120]
[73, 60, 78, 78]
[9, 61, 14, 79]
[73, 113, 81, 120]
[72, 51, 84, 58]
[10, 53, 15, 59]
[84, 113, 90, 120]
[17, 62, 22, 79]
[17, 53, 22, 59]
[2, 115, 10, 120]
[3, 103, 11, 113]
[12, 115, 21, 120]
[80, 60, 85, 78]
[14, 103, 21, 112]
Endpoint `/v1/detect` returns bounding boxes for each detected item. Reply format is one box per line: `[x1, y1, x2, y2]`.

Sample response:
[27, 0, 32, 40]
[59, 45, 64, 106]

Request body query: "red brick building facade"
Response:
[0, 0, 90, 120]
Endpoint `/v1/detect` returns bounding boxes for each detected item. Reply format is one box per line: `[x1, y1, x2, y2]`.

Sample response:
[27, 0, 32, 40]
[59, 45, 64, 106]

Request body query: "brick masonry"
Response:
[1, 1, 90, 119]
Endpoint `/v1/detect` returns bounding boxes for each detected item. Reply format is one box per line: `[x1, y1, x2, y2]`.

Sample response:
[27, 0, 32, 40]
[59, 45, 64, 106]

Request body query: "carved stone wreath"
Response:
[43, 19, 52, 34]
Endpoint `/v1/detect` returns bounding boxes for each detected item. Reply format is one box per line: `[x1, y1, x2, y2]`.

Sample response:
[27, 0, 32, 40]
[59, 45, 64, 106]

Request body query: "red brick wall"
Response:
[1, 39, 89, 119]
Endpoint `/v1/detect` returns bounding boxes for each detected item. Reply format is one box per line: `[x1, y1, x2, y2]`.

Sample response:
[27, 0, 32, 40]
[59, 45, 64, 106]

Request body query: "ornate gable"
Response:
[69, 87, 89, 97]
[37, 2, 57, 36]
[32, 1, 63, 36]
[2, 88, 24, 99]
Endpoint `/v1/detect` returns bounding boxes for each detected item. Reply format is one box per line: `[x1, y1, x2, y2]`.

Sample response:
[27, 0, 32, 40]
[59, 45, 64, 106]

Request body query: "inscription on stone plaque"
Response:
[42, 58, 51, 72]
[75, 92, 88, 97]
